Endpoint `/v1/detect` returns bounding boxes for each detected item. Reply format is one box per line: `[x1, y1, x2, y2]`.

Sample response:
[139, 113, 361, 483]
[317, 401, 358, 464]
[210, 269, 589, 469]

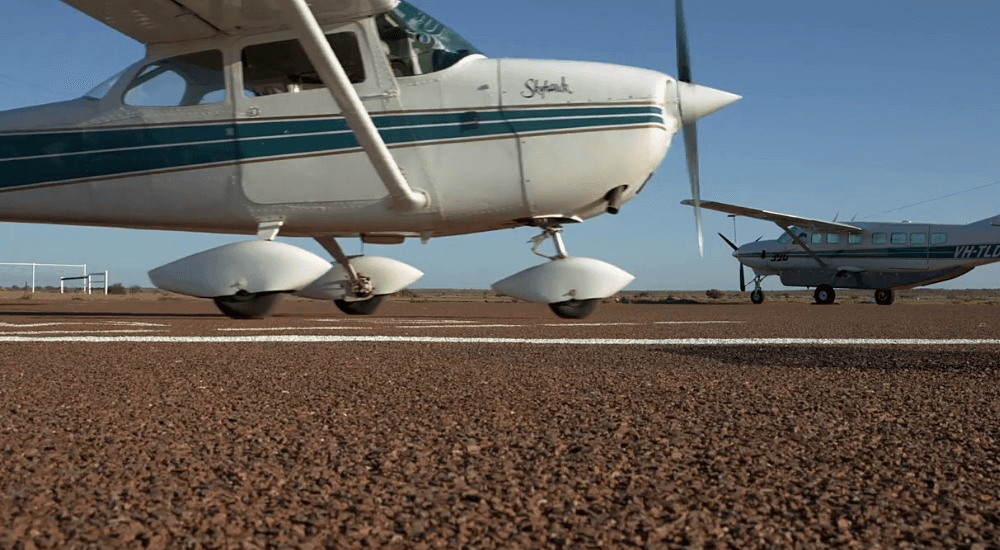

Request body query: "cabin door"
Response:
[234, 22, 422, 205]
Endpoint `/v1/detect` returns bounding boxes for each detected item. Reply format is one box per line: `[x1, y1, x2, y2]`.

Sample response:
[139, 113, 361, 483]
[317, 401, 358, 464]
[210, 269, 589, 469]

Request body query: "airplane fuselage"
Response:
[0, 15, 677, 241]
[736, 217, 1000, 290]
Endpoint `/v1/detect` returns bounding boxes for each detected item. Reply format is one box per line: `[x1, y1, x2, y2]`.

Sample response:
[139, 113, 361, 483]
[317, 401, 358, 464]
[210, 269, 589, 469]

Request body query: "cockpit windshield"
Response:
[777, 226, 804, 245]
[82, 68, 129, 101]
[378, 1, 483, 77]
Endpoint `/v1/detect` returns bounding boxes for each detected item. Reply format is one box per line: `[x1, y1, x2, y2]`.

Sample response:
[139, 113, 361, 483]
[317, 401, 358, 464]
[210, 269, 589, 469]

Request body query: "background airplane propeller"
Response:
[718, 232, 746, 292]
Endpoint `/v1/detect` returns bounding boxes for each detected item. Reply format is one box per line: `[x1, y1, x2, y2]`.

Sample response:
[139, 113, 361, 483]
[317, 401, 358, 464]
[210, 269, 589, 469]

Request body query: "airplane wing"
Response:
[681, 199, 863, 233]
[61, 0, 399, 44]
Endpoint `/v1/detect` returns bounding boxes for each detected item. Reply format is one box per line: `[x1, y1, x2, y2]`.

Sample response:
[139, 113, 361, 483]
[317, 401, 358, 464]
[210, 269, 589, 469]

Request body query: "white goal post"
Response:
[0, 263, 86, 292]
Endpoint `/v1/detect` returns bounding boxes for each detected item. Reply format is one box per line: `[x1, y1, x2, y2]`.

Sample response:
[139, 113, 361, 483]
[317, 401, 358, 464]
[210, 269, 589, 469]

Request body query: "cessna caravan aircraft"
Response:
[686, 199, 1000, 305]
[0, 0, 739, 319]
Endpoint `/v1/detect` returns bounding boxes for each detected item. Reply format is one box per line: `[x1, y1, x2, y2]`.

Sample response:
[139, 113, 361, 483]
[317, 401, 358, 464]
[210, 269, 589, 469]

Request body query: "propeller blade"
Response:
[676, 0, 703, 256]
[675, 0, 692, 84]
[739, 264, 746, 293]
[718, 232, 738, 251]
[683, 123, 703, 255]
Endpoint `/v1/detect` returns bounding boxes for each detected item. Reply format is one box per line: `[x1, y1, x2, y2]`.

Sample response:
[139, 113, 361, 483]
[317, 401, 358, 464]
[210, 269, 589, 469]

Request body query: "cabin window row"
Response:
[798, 232, 948, 245]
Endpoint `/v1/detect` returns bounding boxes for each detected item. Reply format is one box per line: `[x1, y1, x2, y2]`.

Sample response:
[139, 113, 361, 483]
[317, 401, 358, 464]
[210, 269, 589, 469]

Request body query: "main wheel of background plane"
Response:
[334, 294, 388, 316]
[549, 299, 599, 319]
[750, 289, 764, 304]
[814, 285, 836, 305]
[874, 289, 895, 306]
[214, 291, 283, 319]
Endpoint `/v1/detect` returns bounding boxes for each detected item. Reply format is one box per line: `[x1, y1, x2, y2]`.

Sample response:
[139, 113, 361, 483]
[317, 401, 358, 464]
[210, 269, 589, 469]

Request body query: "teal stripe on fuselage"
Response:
[747, 245, 976, 262]
[0, 106, 662, 161]
[0, 106, 665, 189]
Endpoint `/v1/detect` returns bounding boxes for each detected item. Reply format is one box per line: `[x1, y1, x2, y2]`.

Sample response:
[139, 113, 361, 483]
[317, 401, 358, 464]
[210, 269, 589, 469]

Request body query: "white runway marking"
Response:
[2, 335, 1000, 346]
[654, 321, 746, 325]
[217, 326, 371, 332]
[0, 330, 166, 336]
[0, 321, 169, 327]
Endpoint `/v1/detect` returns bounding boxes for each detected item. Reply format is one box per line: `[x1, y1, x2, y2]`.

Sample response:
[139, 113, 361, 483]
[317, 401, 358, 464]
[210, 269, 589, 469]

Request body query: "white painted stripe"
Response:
[0, 330, 165, 336]
[654, 321, 746, 325]
[217, 326, 370, 332]
[1, 335, 1000, 345]
[0, 321, 169, 327]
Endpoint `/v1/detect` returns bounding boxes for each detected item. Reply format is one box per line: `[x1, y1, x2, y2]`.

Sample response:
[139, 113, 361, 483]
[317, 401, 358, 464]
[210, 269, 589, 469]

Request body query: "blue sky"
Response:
[0, 0, 998, 290]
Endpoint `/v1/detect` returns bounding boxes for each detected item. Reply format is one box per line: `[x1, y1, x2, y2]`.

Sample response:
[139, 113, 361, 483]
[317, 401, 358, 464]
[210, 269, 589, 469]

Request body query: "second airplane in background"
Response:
[686, 199, 1000, 305]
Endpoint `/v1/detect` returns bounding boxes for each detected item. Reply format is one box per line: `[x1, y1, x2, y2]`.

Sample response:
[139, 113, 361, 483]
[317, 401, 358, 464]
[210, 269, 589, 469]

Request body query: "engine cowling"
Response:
[148, 241, 333, 298]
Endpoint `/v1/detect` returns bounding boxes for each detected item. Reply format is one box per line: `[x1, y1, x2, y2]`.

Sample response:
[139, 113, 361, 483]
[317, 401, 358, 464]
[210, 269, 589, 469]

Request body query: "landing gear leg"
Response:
[530, 225, 601, 319]
[874, 289, 895, 306]
[748, 274, 766, 304]
[315, 237, 387, 316]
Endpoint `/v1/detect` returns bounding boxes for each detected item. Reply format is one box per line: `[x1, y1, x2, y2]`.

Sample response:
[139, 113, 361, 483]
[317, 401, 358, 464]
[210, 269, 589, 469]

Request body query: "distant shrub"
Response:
[128, 285, 143, 295]
[706, 289, 725, 300]
[107, 283, 127, 295]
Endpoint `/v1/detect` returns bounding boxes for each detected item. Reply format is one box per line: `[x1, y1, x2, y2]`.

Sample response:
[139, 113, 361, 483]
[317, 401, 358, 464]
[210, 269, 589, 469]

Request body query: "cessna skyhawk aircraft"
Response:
[686, 199, 1000, 306]
[0, 0, 739, 319]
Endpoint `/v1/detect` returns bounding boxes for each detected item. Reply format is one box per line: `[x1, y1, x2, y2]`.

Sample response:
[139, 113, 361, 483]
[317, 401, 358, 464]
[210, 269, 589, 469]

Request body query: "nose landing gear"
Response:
[492, 220, 634, 319]
[814, 284, 836, 305]
[874, 289, 895, 306]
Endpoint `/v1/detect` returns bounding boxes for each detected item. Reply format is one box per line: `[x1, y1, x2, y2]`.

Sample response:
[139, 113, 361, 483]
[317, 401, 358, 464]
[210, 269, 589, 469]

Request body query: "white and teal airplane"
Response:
[687, 199, 1000, 305]
[0, 0, 738, 319]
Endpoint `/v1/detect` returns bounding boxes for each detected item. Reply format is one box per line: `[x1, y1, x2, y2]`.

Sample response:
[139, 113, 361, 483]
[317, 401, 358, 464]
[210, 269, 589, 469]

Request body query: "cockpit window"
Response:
[242, 32, 365, 97]
[124, 50, 225, 107]
[82, 69, 129, 101]
[378, 0, 483, 77]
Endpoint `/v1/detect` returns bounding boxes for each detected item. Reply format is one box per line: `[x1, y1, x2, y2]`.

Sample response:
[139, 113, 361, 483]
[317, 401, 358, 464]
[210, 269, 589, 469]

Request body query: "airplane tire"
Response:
[750, 289, 765, 304]
[214, 291, 283, 319]
[874, 289, 895, 306]
[335, 294, 388, 316]
[814, 285, 836, 305]
[549, 299, 599, 319]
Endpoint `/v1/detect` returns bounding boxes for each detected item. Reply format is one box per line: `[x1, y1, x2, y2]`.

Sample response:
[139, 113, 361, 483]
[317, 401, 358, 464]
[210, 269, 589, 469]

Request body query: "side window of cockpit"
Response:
[777, 233, 791, 244]
[931, 233, 948, 244]
[848, 234, 862, 245]
[242, 33, 365, 97]
[872, 233, 887, 244]
[124, 50, 225, 107]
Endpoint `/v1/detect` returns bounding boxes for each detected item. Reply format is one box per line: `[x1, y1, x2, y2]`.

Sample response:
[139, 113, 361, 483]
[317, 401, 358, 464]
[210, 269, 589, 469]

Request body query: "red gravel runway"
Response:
[1, 299, 999, 548]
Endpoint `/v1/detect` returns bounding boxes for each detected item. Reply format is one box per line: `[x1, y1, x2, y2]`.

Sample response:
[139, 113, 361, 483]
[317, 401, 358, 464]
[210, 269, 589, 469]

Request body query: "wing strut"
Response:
[780, 224, 828, 268]
[280, 0, 427, 211]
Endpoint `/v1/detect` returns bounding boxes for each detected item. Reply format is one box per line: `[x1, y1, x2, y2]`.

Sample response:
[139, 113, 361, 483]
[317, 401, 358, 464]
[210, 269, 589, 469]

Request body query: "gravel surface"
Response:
[1, 301, 999, 549]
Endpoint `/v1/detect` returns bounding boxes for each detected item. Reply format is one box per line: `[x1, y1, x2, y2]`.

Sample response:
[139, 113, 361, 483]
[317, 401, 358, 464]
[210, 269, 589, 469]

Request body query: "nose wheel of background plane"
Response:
[814, 284, 836, 305]
[750, 288, 764, 304]
[874, 289, 895, 306]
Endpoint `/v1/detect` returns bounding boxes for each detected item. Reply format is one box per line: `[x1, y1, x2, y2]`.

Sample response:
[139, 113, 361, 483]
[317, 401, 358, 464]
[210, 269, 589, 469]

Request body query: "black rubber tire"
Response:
[334, 294, 388, 316]
[814, 285, 836, 305]
[750, 289, 765, 304]
[214, 292, 283, 319]
[548, 299, 600, 319]
[874, 289, 895, 306]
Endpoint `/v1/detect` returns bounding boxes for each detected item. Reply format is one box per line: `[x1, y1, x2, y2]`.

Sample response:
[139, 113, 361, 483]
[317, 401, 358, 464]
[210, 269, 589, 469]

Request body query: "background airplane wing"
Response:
[62, 0, 399, 44]
[681, 199, 863, 233]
